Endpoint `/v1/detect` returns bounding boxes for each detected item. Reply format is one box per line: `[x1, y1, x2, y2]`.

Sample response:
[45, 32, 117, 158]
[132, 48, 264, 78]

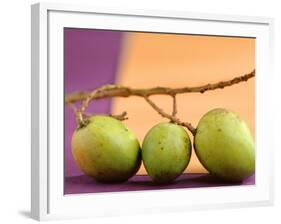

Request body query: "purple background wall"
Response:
[64, 28, 123, 177]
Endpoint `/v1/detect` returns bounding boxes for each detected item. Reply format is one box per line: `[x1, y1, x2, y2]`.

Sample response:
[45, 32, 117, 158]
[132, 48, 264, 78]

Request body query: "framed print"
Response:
[31, 2, 274, 221]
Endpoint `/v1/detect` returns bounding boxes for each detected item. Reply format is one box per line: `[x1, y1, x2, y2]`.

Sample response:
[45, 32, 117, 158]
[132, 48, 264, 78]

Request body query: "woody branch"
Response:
[65, 70, 255, 135]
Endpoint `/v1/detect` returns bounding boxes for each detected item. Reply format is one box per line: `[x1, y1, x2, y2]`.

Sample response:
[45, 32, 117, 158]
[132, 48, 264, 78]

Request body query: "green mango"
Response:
[72, 116, 141, 183]
[194, 108, 255, 182]
[142, 122, 191, 184]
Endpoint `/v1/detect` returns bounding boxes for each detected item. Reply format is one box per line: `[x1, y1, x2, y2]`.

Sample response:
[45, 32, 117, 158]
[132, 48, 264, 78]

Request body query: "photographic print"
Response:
[64, 28, 255, 195]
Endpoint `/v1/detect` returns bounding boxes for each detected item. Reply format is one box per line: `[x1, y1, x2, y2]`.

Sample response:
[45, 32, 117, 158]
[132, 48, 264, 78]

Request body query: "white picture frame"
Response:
[31, 2, 274, 221]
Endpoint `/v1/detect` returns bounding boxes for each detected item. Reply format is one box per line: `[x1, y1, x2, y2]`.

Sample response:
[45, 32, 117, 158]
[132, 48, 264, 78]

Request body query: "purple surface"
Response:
[64, 173, 255, 194]
[64, 28, 123, 177]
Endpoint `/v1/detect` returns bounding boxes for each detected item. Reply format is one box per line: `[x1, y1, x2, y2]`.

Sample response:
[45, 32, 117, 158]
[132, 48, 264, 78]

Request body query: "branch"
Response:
[109, 111, 128, 121]
[67, 70, 255, 132]
[65, 70, 255, 104]
[144, 97, 197, 135]
[83, 111, 128, 121]
[172, 95, 177, 116]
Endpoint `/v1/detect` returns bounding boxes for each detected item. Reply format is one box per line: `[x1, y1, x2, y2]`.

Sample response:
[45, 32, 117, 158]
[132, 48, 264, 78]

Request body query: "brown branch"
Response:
[144, 97, 197, 135]
[68, 103, 78, 113]
[68, 103, 84, 126]
[65, 70, 255, 104]
[172, 95, 177, 116]
[109, 111, 128, 121]
[82, 111, 128, 121]
[67, 70, 255, 130]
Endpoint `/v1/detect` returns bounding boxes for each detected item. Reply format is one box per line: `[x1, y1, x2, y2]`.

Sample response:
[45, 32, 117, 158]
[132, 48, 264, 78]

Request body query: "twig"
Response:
[110, 111, 128, 121]
[68, 103, 78, 113]
[172, 95, 177, 116]
[67, 70, 255, 131]
[144, 97, 197, 135]
[68, 103, 84, 125]
[82, 111, 128, 121]
[65, 70, 255, 104]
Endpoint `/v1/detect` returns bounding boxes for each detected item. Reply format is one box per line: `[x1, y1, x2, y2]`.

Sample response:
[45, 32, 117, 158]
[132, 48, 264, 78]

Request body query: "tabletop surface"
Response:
[64, 173, 255, 195]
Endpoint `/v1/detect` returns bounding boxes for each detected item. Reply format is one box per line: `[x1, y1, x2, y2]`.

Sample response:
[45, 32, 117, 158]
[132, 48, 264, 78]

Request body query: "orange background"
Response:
[112, 33, 255, 175]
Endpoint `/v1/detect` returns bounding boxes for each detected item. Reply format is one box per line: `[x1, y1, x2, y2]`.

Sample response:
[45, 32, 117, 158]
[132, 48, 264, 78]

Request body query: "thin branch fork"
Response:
[144, 96, 197, 135]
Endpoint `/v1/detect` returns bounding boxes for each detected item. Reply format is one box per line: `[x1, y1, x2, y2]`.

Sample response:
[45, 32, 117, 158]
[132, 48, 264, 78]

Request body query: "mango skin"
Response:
[142, 122, 191, 184]
[72, 116, 141, 183]
[194, 108, 255, 182]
